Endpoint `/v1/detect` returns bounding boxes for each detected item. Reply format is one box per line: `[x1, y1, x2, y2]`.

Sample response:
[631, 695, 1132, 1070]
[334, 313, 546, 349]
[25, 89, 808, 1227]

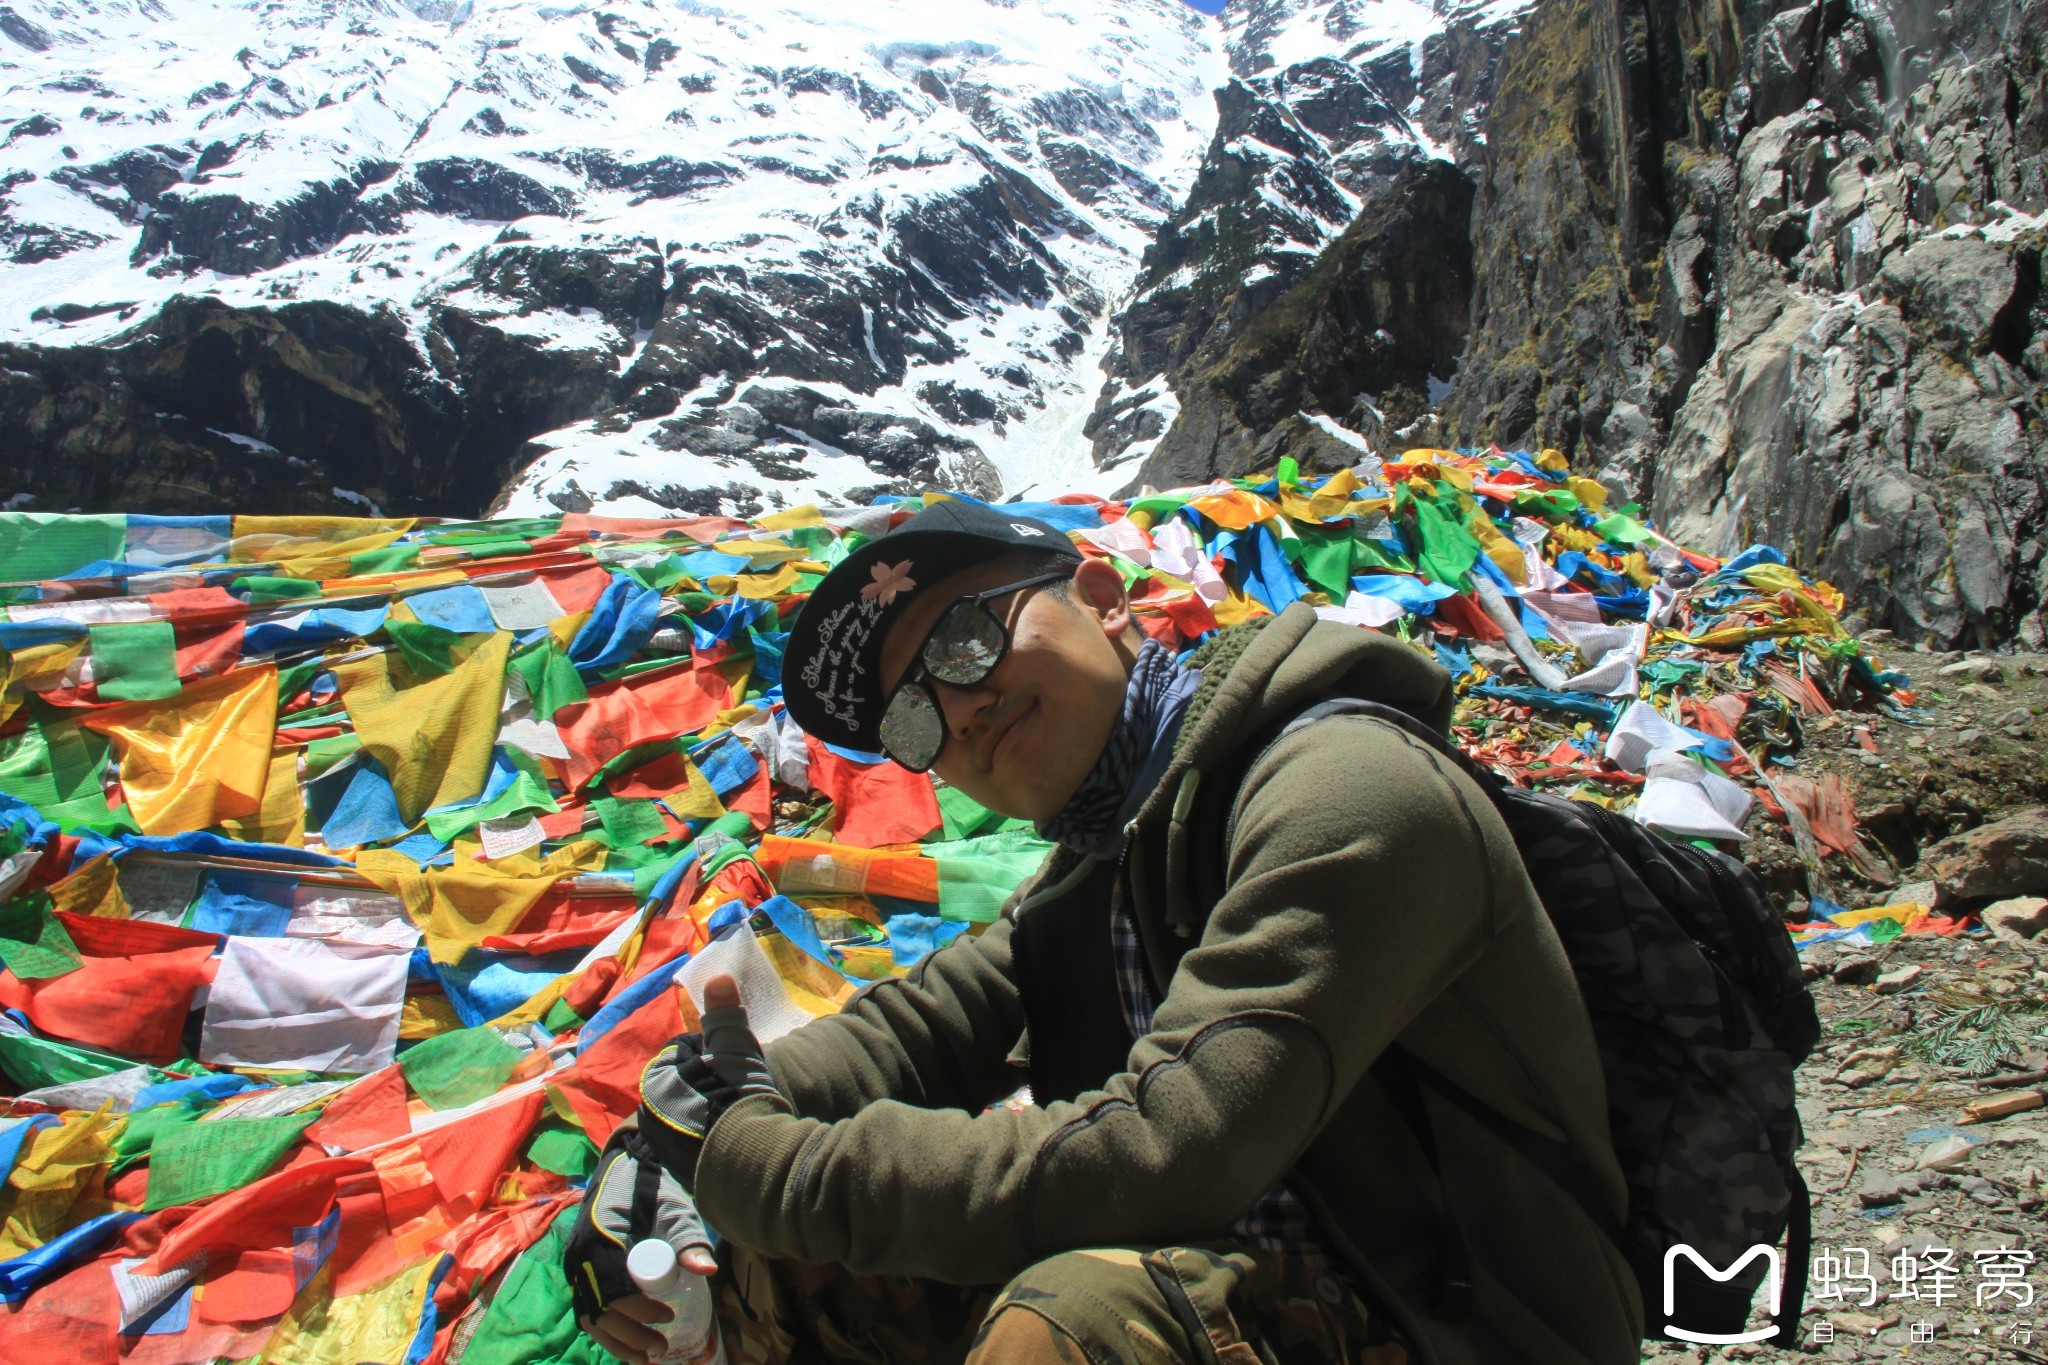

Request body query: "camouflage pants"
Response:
[709, 1240, 1410, 1365]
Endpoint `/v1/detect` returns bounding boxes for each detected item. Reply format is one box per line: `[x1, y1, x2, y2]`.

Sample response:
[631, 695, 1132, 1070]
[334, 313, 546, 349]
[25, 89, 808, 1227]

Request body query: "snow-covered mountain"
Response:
[0, 0, 1224, 516]
[1078, 0, 1530, 493]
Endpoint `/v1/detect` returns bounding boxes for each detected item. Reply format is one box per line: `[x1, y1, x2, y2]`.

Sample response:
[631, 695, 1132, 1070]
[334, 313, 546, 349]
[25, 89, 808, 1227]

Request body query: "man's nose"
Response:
[933, 677, 998, 738]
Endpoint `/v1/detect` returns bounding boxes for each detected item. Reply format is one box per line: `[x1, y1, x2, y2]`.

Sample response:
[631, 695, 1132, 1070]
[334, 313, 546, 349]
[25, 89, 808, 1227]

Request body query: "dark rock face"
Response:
[0, 294, 619, 516]
[1086, 0, 1525, 484]
[1445, 0, 2048, 647]
[1131, 158, 1475, 488]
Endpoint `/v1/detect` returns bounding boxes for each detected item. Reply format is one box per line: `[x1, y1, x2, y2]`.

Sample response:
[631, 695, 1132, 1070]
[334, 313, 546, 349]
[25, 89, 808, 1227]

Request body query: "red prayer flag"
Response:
[418, 1090, 544, 1207]
[804, 735, 942, 847]
[1432, 591, 1507, 642]
[0, 914, 219, 1063]
[555, 984, 694, 1148]
[305, 1066, 413, 1154]
[556, 663, 732, 789]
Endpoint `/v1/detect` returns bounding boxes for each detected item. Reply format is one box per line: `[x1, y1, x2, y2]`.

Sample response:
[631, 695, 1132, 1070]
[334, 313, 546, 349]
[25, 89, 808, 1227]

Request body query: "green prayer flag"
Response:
[524, 1125, 597, 1179]
[929, 830, 1057, 923]
[423, 754, 560, 842]
[1289, 524, 1358, 601]
[540, 996, 582, 1034]
[508, 641, 587, 719]
[594, 796, 669, 847]
[89, 619, 182, 702]
[935, 785, 1005, 842]
[346, 543, 422, 575]
[0, 897, 82, 979]
[1396, 483, 1483, 589]
[114, 1099, 204, 1172]
[0, 1027, 136, 1089]
[398, 1025, 522, 1111]
[0, 715, 112, 812]
[1593, 512, 1655, 545]
[457, 1204, 611, 1365]
[232, 575, 323, 602]
[385, 617, 464, 675]
[276, 655, 328, 705]
[143, 1110, 318, 1211]
[0, 512, 125, 582]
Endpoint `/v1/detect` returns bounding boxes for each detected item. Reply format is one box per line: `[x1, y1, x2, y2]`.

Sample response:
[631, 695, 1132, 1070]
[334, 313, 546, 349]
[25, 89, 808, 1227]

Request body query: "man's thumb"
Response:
[702, 971, 740, 1011]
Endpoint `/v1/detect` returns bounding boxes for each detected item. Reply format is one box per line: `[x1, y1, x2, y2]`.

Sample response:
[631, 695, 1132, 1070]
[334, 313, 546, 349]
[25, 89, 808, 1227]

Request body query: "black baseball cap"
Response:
[784, 499, 1082, 752]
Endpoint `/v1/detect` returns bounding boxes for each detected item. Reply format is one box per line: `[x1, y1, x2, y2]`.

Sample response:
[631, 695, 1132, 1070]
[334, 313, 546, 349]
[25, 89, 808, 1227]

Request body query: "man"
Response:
[570, 500, 1643, 1364]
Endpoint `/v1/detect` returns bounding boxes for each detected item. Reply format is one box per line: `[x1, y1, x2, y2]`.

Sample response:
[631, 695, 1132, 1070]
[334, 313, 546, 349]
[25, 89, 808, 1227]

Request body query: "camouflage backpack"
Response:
[1256, 699, 1821, 1343]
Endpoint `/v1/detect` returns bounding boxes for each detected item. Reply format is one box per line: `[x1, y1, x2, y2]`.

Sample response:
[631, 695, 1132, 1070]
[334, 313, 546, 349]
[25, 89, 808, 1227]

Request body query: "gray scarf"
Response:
[1036, 638, 1201, 860]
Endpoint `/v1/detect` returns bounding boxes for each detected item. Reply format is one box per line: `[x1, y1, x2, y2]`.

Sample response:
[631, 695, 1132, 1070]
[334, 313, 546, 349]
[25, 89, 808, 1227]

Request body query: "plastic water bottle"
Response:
[626, 1239, 728, 1365]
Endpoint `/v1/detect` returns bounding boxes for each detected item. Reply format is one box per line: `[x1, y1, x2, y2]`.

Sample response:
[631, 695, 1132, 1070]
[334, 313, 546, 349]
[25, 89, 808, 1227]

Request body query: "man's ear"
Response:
[1070, 556, 1132, 639]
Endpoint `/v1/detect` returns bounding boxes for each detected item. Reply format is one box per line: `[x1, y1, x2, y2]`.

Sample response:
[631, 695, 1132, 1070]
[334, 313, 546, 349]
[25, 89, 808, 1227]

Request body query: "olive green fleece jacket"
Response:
[696, 602, 1645, 1365]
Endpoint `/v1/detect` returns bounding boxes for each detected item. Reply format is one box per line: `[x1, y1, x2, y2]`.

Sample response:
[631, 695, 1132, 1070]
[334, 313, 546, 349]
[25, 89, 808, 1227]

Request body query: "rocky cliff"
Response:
[1440, 0, 2048, 649]
[1089, 0, 2046, 647]
[1085, 0, 1530, 488]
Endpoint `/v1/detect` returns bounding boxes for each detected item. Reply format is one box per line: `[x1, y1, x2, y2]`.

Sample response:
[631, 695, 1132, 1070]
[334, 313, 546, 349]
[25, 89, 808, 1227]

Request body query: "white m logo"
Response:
[1009, 523, 1045, 536]
[1663, 1243, 1782, 1344]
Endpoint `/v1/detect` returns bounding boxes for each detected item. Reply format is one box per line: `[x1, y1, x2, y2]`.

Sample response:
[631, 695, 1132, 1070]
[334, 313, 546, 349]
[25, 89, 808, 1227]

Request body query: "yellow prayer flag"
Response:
[399, 990, 466, 1040]
[0, 1108, 123, 1259]
[752, 504, 828, 531]
[1211, 591, 1271, 628]
[260, 1257, 442, 1365]
[81, 665, 277, 836]
[664, 759, 728, 820]
[1566, 476, 1610, 511]
[708, 539, 809, 563]
[227, 515, 416, 574]
[45, 853, 129, 919]
[1186, 489, 1279, 531]
[733, 562, 801, 600]
[360, 839, 607, 964]
[219, 751, 306, 847]
[331, 631, 510, 823]
[757, 935, 858, 1016]
[1468, 512, 1530, 585]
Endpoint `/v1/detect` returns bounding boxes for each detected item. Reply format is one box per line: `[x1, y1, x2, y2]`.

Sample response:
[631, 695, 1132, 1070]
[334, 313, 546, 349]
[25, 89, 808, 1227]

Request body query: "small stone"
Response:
[1837, 1045, 1900, 1087]
[1917, 1135, 1977, 1170]
[1891, 880, 1939, 908]
[1981, 896, 2048, 941]
[1833, 955, 1883, 985]
[1956, 728, 1985, 749]
[1994, 707, 2031, 729]
[1940, 657, 2003, 681]
[1860, 751, 1882, 766]
[1960, 682, 2006, 703]
[1875, 964, 1926, 994]
[1859, 1170, 1909, 1207]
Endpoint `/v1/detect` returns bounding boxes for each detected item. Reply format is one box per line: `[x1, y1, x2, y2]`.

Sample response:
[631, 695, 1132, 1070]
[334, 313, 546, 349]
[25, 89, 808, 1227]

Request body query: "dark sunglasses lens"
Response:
[879, 685, 945, 770]
[923, 602, 1004, 685]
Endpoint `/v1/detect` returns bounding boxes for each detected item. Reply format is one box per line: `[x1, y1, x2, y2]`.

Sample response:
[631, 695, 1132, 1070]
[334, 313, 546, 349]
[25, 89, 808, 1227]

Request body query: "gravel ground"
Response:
[1641, 644, 2048, 1362]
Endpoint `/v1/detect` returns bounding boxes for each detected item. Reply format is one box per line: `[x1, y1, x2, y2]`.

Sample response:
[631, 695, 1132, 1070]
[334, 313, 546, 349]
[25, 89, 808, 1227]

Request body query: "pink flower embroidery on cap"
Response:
[861, 559, 916, 607]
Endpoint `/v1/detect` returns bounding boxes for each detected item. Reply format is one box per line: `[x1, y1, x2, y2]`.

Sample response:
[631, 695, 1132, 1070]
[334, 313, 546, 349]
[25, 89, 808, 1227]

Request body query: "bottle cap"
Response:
[627, 1238, 682, 1296]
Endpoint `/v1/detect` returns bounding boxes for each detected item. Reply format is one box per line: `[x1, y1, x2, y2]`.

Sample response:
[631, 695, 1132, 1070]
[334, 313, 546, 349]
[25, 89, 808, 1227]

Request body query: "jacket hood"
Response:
[1173, 602, 1455, 781]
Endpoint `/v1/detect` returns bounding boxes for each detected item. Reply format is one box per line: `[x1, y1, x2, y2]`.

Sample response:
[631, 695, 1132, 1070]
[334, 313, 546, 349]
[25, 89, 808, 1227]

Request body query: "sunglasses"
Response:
[877, 570, 1072, 771]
